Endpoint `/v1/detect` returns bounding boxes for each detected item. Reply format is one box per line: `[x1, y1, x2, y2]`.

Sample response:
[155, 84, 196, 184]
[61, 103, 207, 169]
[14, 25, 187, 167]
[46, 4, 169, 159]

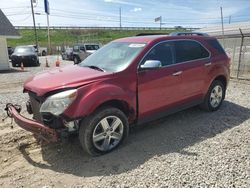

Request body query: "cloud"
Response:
[131, 7, 142, 12]
[104, 0, 140, 7]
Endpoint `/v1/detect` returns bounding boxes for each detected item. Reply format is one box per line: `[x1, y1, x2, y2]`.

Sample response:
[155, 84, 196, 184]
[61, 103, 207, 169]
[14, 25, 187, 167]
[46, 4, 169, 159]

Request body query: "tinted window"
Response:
[73, 46, 79, 51]
[80, 46, 85, 51]
[175, 40, 209, 63]
[142, 41, 175, 66]
[206, 39, 226, 55]
[85, 45, 99, 50]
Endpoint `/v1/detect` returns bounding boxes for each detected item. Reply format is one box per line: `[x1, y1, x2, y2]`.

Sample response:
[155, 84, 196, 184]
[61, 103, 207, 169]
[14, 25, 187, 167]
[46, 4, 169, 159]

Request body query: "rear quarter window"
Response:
[175, 40, 210, 63]
[206, 39, 226, 55]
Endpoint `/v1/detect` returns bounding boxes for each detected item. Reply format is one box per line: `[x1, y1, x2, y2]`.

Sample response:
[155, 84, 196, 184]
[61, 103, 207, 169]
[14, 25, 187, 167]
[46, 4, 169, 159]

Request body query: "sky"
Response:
[1, 0, 250, 28]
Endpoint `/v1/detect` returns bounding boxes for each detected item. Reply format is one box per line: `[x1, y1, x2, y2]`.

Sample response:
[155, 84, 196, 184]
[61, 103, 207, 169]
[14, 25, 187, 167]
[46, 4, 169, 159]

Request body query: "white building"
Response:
[196, 21, 250, 36]
[0, 9, 20, 70]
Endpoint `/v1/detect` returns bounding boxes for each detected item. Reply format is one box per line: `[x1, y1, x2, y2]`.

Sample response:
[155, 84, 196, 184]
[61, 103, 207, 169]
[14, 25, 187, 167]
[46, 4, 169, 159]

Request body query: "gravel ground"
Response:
[0, 58, 250, 188]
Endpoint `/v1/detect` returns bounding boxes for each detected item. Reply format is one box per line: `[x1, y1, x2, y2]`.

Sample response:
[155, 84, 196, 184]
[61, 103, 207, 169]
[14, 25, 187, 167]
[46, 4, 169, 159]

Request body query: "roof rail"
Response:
[136, 33, 167, 36]
[169, 32, 209, 37]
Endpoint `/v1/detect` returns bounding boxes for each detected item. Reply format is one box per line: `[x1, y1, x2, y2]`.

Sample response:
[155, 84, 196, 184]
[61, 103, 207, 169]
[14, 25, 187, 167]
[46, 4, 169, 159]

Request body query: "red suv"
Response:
[6, 32, 230, 156]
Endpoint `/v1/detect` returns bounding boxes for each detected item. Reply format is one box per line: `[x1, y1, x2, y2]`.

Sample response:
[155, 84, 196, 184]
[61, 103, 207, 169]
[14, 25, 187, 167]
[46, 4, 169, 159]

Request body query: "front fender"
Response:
[64, 83, 136, 118]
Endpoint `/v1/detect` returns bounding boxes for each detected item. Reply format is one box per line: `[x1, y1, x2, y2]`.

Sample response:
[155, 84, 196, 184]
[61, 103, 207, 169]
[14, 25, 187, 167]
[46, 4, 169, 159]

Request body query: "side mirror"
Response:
[140, 60, 162, 69]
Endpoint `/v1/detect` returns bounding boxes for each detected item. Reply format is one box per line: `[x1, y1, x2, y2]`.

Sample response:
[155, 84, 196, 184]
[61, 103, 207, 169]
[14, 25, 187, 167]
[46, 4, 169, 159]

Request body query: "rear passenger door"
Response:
[173, 40, 210, 101]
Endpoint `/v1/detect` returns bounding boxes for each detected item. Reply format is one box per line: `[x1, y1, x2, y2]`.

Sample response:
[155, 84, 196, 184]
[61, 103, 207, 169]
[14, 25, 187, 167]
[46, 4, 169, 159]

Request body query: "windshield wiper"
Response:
[84, 65, 105, 72]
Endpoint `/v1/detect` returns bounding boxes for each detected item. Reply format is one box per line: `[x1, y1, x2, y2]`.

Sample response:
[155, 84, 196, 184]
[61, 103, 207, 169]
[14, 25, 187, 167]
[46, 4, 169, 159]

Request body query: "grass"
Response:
[7, 28, 186, 48]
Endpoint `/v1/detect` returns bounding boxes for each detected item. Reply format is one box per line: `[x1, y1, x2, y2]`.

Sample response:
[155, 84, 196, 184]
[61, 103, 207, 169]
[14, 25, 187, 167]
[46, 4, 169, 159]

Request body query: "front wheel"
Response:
[200, 80, 225, 111]
[79, 107, 129, 156]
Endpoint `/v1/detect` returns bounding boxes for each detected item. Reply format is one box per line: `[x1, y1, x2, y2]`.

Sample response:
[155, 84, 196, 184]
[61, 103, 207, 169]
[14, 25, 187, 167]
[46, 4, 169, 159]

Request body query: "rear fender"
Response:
[203, 63, 229, 95]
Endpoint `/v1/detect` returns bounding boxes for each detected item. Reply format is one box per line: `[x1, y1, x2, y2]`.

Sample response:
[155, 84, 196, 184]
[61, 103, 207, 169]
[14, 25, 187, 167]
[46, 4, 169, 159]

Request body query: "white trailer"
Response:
[0, 37, 9, 70]
[0, 9, 20, 70]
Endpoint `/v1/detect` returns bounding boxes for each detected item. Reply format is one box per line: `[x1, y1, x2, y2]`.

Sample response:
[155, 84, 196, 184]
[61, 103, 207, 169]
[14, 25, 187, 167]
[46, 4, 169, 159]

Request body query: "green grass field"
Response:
[7, 28, 186, 48]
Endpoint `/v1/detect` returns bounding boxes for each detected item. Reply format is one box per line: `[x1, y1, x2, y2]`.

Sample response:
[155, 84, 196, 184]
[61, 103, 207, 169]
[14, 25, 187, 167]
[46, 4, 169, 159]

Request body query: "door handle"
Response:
[172, 71, 183, 76]
[204, 62, 212, 67]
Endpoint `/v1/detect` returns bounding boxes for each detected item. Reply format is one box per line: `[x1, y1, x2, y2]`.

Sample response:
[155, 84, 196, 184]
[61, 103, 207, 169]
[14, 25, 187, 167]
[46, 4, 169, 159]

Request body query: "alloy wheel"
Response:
[92, 116, 124, 152]
[210, 85, 223, 108]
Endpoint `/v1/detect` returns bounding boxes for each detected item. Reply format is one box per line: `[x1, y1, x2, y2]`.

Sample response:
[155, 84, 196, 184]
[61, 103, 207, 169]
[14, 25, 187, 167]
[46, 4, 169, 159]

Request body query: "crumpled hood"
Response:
[24, 64, 112, 96]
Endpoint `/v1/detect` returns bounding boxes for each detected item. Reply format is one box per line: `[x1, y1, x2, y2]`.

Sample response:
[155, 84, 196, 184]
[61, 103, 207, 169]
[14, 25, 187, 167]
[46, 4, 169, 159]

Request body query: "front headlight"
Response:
[40, 89, 77, 116]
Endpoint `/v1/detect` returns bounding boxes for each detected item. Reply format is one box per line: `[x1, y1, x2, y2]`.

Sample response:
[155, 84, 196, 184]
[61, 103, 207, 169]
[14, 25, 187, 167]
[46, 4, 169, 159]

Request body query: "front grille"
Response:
[28, 91, 64, 129]
[29, 93, 42, 122]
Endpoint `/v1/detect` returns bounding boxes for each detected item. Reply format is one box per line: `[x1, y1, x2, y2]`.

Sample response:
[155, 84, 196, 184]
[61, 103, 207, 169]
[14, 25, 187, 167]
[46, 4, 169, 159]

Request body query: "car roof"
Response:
[74, 43, 99, 46]
[114, 35, 215, 44]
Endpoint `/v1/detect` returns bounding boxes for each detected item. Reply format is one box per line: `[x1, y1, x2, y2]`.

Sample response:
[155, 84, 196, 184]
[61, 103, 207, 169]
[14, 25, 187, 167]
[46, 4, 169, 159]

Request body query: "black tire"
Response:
[73, 56, 79, 64]
[79, 107, 129, 156]
[34, 59, 40, 67]
[42, 51, 47, 56]
[200, 80, 225, 111]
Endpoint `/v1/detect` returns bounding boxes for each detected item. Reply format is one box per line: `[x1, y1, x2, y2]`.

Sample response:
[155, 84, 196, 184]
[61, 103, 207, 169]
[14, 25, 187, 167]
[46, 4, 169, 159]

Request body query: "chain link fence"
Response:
[217, 35, 250, 80]
[200, 27, 250, 80]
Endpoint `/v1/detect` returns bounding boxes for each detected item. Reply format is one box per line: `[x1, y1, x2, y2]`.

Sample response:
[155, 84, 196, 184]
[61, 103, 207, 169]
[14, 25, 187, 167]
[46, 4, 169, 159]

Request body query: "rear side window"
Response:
[206, 39, 226, 55]
[174, 40, 210, 63]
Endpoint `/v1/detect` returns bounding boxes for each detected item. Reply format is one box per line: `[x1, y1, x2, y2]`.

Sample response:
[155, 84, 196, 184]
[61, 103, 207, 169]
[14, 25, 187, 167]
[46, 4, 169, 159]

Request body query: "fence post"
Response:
[237, 28, 244, 79]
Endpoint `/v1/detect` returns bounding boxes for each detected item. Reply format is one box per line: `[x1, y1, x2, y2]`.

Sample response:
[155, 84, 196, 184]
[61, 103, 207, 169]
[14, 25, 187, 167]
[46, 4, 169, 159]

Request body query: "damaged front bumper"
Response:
[4, 104, 58, 142]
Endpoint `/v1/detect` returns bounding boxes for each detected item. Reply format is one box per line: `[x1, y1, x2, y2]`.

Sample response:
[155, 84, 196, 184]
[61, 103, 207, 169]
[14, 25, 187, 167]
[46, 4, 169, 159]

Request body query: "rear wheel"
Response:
[35, 60, 40, 67]
[73, 56, 79, 64]
[200, 80, 225, 111]
[42, 51, 47, 56]
[79, 107, 129, 156]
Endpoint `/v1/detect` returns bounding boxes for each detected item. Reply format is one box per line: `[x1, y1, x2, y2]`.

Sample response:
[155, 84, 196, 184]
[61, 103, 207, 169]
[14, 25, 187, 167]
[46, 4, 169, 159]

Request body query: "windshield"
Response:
[85, 45, 99, 51]
[14, 46, 34, 54]
[79, 42, 146, 72]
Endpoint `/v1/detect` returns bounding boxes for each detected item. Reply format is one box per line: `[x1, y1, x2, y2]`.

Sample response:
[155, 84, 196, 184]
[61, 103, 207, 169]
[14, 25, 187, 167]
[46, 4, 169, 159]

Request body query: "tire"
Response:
[200, 80, 225, 111]
[79, 107, 129, 156]
[42, 51, 46, 56]
[74, 56, 79, 64]
[36, 60, 40, 67]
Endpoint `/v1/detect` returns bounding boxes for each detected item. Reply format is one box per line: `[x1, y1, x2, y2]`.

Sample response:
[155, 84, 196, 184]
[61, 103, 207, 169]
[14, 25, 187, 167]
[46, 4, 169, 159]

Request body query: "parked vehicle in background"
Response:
[7, 46, 14, 58]
[10, 45, 40, 67]
[61, 47, 73, 60]
[72, 43, 100, 64]
[38, 46, 47, 56]
[6, 32, 230, 156]
[29, 45, 47, 56]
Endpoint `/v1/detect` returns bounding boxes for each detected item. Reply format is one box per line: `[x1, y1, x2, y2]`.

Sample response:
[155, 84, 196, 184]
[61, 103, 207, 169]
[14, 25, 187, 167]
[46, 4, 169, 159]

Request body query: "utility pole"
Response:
[47, 13, 51, 55]
[119, 7, 122, 29]
[229, 15, 231, 24]
[44, 0, 51, 55]
[220, 6, 225, 46]
[30, 0, 38, 48]
[160, 16, 162, 30]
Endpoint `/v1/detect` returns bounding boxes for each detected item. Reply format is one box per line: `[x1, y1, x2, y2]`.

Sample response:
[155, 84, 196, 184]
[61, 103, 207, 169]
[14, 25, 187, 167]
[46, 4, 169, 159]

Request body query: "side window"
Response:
[73, 46, 79, 52]
[142, 41, 174, 67]
[80, 46, 85, 51]
[174, 40, 209, 63]
[206, 39, 226, 55]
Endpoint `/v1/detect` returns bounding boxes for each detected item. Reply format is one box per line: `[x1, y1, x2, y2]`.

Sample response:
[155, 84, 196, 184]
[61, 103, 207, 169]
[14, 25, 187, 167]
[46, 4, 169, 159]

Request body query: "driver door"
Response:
[137, 41, 183, 120]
